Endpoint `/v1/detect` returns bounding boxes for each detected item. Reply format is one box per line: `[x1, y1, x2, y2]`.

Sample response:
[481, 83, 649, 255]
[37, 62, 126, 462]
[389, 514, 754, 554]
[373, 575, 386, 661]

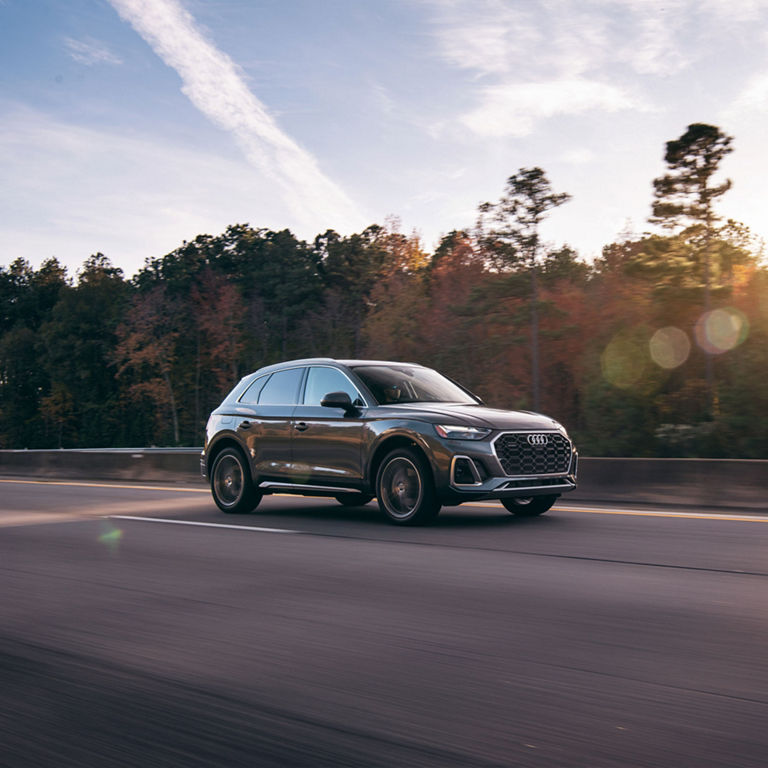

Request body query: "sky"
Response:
[2, 0, 768, 278]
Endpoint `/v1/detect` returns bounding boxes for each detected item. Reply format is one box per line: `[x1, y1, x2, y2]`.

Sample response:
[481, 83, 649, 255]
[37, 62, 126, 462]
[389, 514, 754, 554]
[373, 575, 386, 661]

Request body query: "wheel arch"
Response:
[368, 433, 434, 490]
[205, 435, 251, 479]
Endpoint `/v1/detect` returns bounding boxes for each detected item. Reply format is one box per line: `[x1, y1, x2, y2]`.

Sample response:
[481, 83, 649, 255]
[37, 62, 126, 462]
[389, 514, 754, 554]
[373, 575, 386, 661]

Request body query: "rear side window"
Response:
[239, 375, 268, 405]
[258, 368, 305, 405]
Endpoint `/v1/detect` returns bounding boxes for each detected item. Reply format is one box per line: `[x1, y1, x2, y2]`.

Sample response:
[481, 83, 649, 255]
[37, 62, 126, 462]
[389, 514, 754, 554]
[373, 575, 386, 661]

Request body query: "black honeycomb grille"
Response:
[494, 433, 572, 475]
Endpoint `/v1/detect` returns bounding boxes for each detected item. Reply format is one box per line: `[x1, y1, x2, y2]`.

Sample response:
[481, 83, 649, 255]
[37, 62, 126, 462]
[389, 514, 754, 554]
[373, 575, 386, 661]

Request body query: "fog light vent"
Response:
[453, 457, 481, 485]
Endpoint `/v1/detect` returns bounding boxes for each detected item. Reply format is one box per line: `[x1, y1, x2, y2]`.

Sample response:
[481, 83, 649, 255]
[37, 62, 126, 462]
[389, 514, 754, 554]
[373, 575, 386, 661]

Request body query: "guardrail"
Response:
[0, 450, 765, 511]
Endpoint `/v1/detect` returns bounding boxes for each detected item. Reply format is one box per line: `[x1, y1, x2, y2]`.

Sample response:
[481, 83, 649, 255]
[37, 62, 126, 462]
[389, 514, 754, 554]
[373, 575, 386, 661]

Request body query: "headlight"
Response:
[434, 424, 492, 440]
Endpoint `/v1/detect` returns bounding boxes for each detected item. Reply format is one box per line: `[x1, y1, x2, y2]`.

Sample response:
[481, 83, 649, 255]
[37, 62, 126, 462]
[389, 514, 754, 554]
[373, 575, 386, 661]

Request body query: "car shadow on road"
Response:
[246, 499, 560, 529]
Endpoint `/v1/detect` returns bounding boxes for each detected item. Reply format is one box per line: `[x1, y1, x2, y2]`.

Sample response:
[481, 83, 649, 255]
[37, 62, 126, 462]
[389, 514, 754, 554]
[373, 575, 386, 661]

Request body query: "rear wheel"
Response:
[210, 447, 261, 514]
[335, 493, 374, 507]
[501, 495, 557, 517]
[376, 447, 440, 525]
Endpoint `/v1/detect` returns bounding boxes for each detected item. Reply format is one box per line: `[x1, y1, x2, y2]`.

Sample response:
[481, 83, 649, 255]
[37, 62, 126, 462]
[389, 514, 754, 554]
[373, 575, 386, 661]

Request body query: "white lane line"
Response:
[109, 515, 301, 534]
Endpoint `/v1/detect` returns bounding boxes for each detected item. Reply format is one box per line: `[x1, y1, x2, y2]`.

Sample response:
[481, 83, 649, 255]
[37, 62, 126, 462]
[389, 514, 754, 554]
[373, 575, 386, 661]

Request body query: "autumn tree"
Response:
[477, 168, 571, 411]
[649, 123, 734, 414]
[114, 286, 182, 445]
[311, 225, 393, 356]
[190, 269, 247, 425]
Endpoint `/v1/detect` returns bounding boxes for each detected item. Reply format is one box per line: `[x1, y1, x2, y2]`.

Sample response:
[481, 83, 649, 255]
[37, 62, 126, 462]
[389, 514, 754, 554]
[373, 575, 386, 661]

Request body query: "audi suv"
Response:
[201, 358, 578, 525]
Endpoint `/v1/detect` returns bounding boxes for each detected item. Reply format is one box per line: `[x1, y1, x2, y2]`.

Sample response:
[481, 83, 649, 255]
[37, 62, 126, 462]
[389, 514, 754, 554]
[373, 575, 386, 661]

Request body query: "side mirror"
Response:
[320, 391, 356, 413]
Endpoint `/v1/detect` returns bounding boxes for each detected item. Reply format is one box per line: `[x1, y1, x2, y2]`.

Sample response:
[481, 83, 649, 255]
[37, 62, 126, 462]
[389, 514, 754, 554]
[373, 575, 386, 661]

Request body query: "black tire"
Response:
[335, 493, 374, 507]
[210, 447, 261, 514]
[376, 447, 441, 525]
[501, 494, 557, 517]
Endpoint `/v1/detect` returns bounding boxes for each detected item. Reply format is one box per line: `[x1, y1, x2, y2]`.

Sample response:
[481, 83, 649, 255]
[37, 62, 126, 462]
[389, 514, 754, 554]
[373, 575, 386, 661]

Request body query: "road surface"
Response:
[1, 478, 767, 767]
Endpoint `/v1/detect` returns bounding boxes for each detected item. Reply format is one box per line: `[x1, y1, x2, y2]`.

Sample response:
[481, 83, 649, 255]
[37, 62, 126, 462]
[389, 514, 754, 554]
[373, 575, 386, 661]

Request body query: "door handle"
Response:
[294, 422, 309, 432]
[238, 420, 252, 429]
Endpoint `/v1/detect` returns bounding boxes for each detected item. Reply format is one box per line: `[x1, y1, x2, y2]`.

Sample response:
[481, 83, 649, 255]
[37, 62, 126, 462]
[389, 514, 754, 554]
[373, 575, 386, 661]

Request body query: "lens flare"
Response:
[694, 308, 749, 354]
[602, 334, 646, 389]
[649, 327, 691, 369]
[98, 520, 123, 553]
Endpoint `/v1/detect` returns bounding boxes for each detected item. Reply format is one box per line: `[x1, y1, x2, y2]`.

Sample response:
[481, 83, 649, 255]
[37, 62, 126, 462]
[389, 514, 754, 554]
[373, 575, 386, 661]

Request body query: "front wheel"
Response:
[501, 495, 557, 517]
[210, 447, 261, 514]
[376, 447, 440, 525]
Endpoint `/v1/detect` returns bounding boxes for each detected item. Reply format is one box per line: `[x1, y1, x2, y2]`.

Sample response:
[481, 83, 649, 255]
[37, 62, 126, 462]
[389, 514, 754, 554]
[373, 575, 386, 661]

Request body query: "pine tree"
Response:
[650, 123, 734, 415]
[477, 168, 571, 411]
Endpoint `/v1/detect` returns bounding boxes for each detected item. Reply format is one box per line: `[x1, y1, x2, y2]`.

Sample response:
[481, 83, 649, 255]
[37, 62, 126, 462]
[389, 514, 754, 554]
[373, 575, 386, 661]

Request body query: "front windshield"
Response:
[351, 365, 478, 405]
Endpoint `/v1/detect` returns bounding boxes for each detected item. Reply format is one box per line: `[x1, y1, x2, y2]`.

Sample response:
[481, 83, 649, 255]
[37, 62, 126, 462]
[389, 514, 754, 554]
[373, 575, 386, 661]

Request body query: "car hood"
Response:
[376, 402, 564, 432]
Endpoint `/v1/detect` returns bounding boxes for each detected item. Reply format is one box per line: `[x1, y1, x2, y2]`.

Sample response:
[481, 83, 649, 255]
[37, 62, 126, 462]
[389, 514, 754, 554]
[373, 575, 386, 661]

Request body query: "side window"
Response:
[258, 368, 305, 405]
[303, 367, 363, 406]
[239, 375, 268, 405]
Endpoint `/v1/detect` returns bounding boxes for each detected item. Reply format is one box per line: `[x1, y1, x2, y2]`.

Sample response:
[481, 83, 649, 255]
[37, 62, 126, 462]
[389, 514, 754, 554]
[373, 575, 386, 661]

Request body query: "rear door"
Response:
[236, 366, 306, 479]
[290, 365, 367, 486]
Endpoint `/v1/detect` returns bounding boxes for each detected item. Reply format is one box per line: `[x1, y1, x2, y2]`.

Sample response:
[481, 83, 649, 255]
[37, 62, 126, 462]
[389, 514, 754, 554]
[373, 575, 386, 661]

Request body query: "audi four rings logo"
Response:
[527, 434, 549, 446]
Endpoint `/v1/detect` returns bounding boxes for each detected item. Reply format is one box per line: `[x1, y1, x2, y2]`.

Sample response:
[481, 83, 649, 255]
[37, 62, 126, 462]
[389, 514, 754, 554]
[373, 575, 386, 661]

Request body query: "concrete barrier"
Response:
[570, 457, 767, 511]
[0, 448, 204, 484]
[0, 450, 765, 511]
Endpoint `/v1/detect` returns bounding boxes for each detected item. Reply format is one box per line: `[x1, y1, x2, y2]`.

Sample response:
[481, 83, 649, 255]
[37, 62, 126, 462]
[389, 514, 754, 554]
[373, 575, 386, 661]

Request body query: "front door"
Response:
[290, 366, 367, 486]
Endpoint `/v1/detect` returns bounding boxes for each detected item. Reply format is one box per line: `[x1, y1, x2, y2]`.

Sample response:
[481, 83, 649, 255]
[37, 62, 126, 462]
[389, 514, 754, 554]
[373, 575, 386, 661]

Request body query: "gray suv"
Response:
[201, 358, 577, 525]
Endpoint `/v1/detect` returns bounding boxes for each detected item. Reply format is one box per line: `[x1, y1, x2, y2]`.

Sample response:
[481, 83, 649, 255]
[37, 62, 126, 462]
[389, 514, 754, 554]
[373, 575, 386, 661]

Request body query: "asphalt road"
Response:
[1, 478, 767, 767]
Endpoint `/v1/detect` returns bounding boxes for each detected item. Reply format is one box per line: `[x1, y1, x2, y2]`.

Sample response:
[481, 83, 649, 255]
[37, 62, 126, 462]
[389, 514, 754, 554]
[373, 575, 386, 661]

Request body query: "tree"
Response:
[477, 168, 571, 411]
[38, 254, 129, 447]
[312, 225, 393, 356]
[0, 258, 69, 447]
[190, 269, 247, 420]
[650, 123, 734, 414]
[114, 286, 182, 445]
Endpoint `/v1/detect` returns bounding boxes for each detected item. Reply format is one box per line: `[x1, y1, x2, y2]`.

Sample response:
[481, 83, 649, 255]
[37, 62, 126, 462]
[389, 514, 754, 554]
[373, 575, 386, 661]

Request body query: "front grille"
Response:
[493, 432, 572, 475]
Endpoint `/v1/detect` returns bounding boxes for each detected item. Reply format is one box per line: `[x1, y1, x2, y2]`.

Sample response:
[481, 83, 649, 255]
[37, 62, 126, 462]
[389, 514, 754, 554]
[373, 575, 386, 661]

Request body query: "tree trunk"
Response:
[530, 264, 540, 412]
[703, 215, 716, 419]
[194, 329, 201, 437]
[162, 368, 180, 445]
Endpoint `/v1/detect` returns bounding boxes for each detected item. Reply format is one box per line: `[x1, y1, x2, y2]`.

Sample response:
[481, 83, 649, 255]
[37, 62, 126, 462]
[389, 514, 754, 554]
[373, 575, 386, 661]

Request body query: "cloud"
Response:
[560, 148, 596, 166]
[0, 109, 337, 276]
[424, 0, 542, 78]
[461, 79, 647, 138]
[422, 0, 768, 137]
[724, 72, 768, 119]
[64, 37, 123, 66]
[107, 0, 366, 233]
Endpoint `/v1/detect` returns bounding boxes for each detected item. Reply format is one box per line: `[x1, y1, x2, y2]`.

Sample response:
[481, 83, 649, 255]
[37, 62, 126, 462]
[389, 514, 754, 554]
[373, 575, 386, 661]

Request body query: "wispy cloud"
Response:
[462, 79, 646, 138]
[724, 72, 768, 119]
[64, 37, 123, 66]
[422, 0, 767, 138]
[0, 108, 333, 276]
[107, 0, 366, 232]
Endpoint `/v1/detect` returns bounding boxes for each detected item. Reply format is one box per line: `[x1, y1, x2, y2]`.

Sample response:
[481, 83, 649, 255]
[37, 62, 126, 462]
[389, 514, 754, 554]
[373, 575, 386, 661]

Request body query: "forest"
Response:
[1, 124, 766, 457]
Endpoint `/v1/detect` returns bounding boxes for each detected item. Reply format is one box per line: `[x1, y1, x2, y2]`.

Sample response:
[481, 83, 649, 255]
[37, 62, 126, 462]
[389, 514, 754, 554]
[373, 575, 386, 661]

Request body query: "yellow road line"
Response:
[558, 507, 768, 522]
[465, 501, 768, 522]
[1, 478, 766, 522]
[0, 478, 209, 493]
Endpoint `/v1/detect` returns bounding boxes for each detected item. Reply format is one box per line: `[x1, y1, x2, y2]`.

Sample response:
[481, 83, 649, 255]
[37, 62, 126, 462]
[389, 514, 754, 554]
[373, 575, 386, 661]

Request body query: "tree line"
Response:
[1, 123, 766, 457]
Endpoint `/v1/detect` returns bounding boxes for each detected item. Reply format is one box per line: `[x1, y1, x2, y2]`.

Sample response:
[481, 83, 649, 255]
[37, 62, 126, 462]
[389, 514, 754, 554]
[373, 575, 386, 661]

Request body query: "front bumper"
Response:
[436, 441, 578, 505]
[441, 472, 577, 504]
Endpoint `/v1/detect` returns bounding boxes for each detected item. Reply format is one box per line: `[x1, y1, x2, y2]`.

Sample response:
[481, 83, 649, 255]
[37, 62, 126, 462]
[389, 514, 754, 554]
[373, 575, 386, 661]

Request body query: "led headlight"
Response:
[434, 424, 492, 440]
